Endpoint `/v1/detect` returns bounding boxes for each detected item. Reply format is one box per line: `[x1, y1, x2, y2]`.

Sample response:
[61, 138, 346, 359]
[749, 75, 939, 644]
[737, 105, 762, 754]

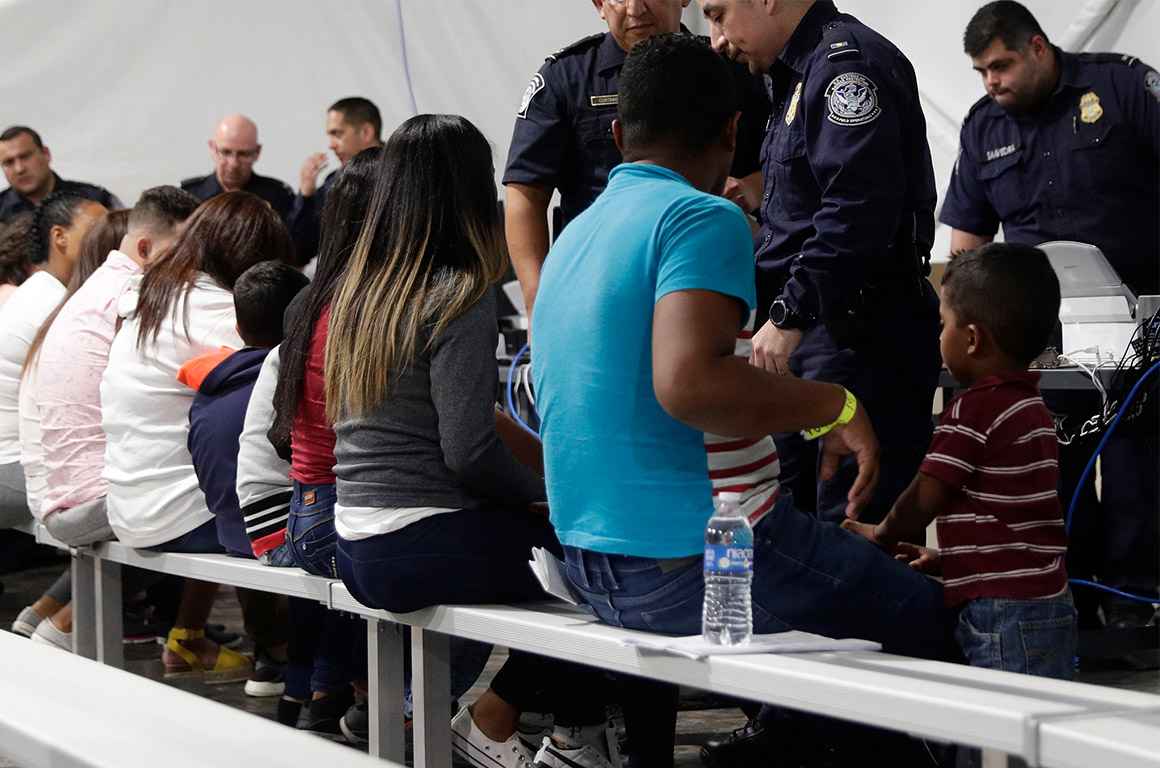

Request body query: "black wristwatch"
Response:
[769, 296, 808, 330]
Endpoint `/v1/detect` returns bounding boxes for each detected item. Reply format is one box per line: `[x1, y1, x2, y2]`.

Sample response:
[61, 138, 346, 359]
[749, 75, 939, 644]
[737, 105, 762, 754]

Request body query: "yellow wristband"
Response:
[802, 387, 858, 441]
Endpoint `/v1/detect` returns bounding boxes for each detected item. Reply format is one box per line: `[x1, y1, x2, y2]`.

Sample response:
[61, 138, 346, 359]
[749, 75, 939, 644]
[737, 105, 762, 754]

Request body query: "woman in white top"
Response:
[0, 193, 106, 529]
[13, 209, 126, 651]
[101, 191, 292, 680]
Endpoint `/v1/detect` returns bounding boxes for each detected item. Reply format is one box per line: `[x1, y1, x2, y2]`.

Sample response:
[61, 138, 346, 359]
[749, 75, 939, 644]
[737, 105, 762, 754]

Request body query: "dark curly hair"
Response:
[0, 212, 34, 287]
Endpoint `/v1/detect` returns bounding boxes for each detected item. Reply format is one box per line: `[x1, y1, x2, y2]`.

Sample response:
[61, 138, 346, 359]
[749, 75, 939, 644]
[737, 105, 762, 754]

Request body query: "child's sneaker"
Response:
[244, 648, 286, 697]
[339, 701, 369, 745]
[451, 706, 533, 768]
[533, 739, 619, 768]
[516, 712, 554, 753]
[30, 619, 72, 652]
[10, 605, 44, 638]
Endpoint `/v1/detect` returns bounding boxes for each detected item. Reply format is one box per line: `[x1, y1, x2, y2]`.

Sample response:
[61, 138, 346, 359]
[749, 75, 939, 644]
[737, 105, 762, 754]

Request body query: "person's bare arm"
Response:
[504, 183, 553, 323]
[494, 407, 543, 477]
[844, 471, 954, 549]
[949, 228, 992, 258]
[652, 289, 880, 515]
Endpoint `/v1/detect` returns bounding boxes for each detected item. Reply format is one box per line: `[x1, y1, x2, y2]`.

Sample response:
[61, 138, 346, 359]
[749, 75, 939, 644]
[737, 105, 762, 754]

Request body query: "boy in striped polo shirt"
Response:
[844, 243, 1076, 679]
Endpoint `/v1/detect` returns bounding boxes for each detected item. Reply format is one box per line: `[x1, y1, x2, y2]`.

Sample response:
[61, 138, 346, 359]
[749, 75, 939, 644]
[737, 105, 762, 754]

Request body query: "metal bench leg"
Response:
[982, 750, 1028, 768]
[412, 627, 452, 768]
[71, 551, 96, 659]
[367, 617, 407, 762]
[95, 558, 124, 668]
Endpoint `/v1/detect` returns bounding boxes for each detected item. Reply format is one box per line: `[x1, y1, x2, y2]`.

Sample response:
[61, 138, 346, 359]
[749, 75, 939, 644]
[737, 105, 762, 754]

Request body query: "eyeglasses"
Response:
[213, 146, 259, 162]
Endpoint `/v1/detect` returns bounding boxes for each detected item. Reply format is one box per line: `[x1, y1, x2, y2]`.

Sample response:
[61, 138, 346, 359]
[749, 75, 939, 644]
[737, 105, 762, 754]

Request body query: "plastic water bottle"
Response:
[702, 493, 753, 646]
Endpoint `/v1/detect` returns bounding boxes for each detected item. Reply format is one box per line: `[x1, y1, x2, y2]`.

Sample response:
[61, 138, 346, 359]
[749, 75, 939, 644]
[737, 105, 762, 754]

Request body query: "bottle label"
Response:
[704, 544, 753, 576]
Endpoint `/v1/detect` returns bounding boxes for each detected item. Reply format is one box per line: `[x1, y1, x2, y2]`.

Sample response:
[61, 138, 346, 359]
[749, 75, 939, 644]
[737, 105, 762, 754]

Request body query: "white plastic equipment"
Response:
[1040, 241, 1138, 365]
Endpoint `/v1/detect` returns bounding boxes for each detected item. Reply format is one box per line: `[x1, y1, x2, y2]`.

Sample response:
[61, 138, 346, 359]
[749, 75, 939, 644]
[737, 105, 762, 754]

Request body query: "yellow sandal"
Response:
[163, 627, 252, 684]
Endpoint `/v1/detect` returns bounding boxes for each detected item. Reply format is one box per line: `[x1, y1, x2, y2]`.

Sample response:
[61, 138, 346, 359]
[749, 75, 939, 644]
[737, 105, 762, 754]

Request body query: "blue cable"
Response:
[1065, 358, 1160, 606]
[505, 343, 540, 439]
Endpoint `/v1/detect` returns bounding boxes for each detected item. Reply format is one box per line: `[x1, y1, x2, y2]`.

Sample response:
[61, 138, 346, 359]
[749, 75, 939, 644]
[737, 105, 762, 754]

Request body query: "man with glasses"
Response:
[181, 114, 294, 221]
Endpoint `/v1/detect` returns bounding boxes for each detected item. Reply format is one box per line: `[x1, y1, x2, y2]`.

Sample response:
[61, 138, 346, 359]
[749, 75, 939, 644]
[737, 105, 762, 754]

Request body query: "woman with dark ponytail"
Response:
[0, 192, 106, 530]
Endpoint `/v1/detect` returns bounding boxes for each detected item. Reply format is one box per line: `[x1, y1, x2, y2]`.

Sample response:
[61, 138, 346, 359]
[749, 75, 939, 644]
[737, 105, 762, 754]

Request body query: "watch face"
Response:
[770, 299, 788, 326]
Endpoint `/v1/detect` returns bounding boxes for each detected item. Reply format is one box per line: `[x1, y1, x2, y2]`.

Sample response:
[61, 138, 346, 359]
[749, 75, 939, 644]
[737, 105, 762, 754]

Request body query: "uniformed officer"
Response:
[941, 1, 1159, 628]
[503, 0, 770, 322]
[181, 114, 294, 223]
[0, 125, 121, 222]
[703, 0, 941, 527]
[288, 97, 383, 268]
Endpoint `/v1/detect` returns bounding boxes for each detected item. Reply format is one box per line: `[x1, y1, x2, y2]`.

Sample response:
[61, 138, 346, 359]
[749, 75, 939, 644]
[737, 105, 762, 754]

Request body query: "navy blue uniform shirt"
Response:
[755, 1, 937, 327]
[0, 173, 122, 222]
[503, 30, 770, 231]
[286, 169, 337, 267]
[180, 171, 295, 222]
[941, 50, 1160, 296]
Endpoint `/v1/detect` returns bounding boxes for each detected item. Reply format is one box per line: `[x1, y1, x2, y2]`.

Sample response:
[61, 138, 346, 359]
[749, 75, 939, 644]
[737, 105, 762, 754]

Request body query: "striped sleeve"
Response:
[920, 396, 984, 489]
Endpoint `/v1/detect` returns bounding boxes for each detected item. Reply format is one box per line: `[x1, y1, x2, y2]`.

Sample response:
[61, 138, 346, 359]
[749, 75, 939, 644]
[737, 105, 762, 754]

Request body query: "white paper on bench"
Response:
[529, 546, 585, 606]
[620, 632, 881, 659]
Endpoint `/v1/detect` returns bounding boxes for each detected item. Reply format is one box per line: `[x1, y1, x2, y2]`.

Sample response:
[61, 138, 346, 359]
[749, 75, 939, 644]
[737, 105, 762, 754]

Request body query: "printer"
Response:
[1040, 241, 1138, 366]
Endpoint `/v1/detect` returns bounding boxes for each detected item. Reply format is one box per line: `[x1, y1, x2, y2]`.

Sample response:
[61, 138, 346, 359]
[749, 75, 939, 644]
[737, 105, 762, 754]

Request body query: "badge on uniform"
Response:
[825, 72, 881, 126]
[517, 73, 546, 119]
[1146, 70, 1160, 105]
[1079, 91, 1103, 124]
[785, 82, 803, 126]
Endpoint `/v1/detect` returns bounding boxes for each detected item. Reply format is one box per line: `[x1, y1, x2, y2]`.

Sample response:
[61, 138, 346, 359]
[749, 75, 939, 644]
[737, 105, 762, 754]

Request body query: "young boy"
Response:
[180, 260, 308, 560]
[844, 243, 1076, 679]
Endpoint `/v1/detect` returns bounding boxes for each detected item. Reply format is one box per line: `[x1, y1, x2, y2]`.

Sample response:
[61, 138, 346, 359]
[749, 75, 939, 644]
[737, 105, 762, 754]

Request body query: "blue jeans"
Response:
[261, 541, 297, 567]
[288, 481, 339, 577]
[564, 493, 953, 660]
[955, 591, 1077, 680]
[147, 517, 225, 554]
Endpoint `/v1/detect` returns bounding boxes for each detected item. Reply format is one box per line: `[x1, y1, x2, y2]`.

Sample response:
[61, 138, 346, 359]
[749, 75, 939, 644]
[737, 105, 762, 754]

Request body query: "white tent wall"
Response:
[1, 0, 1156, 258]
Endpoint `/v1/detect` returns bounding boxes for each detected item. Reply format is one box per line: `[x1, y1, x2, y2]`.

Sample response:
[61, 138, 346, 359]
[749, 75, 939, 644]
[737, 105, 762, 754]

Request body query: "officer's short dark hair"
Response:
[329, 97, 383, 140]
[129, 186, 200, 235]
[233, 260, 309, 348]
[0, 126, 44, 149]
[964, 1, 1049, 57]
[618, 34, 739, 155]
[942, 243, 1060, 365]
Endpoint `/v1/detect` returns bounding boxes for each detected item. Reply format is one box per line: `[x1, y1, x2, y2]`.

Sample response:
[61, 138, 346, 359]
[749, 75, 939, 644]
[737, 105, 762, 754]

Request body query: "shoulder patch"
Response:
[517, 73, 546, 119]
[1146, 70, 1160, 104]
[546, 33, 604, 63]
[825, 72, 881, 126]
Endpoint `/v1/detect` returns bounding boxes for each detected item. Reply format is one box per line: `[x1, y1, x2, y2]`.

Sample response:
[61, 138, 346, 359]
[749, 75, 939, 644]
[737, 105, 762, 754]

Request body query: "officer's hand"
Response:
[819, 403, 880, 520]
[299, 153, 328, 197]
[722, 176, 760, 213]
[750, 321, 802, 376]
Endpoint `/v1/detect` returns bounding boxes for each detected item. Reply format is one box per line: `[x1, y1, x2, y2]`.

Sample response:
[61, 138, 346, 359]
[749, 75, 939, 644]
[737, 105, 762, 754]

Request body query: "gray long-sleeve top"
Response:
[333, 289, 545, 513]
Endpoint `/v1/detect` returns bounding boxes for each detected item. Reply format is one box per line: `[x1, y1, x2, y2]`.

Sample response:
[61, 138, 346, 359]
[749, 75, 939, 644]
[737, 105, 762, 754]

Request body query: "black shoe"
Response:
[1104, 598, 1158, 630]
[700, 717, 774, 768]
[339, 701, 369, 745]
[244, 648, 286, 697]
[297, 687, 356, 735]
[205, 622, 243, 649]
[278, 697, 305, 727]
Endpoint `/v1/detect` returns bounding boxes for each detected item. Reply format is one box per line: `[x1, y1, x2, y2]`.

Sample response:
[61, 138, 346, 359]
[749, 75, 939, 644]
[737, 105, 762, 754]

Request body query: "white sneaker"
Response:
[451, 706, 534, 768]
[31, 619, 73, 652]
[517, 712, 554, 753]
[11, 605, 43, 638]
[533, 737, 620, 768]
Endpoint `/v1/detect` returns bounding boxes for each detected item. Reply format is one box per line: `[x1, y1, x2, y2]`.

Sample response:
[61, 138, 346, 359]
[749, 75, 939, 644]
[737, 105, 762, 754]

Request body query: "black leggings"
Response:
[336, 507, 605, 726]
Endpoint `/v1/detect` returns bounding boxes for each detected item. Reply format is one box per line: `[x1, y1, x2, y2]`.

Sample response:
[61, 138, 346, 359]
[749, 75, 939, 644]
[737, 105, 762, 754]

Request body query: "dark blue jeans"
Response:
[288, 481, 339, 578]
[146, 517, 225, 554]
[774, 283, 941, 525]
[955, 591, 1077, 680]
[564, 493, 953, 660]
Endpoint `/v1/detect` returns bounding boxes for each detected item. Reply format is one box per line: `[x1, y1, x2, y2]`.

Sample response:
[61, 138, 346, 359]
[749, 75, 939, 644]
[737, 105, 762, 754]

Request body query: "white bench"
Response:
[0, 629, 400, 768]
[9, 522, 1160, 768]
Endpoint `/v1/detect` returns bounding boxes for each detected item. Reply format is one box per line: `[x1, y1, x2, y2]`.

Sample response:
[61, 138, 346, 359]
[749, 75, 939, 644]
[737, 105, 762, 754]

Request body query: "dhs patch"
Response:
[517, 74, 545, 119]
[825, 72, 881, 127]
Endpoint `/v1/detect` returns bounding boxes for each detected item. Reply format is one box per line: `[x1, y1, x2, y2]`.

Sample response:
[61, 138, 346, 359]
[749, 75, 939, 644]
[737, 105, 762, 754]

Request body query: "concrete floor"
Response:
[1, 556, 1156, 768]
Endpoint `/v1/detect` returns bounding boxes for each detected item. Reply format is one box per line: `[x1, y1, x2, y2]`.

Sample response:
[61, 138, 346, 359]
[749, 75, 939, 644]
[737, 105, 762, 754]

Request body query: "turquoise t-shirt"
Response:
[532, 163, 756, 558]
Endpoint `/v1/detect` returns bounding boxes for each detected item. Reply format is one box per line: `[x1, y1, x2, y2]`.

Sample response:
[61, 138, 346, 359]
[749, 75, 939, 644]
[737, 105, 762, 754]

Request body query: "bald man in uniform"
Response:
[181, 114, 294, 221]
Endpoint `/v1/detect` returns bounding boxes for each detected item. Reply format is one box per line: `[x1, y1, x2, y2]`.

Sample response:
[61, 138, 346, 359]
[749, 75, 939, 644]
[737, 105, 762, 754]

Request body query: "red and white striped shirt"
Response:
[924, 372, 1068, 606]
[704, 312, 780, 526]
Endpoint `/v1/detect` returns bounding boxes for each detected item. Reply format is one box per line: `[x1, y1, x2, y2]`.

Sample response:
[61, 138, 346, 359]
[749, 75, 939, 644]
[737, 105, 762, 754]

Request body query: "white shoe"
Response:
[31, 619, 73, 652]
[533, 737, 619, 768]
[11, 605, 43, 637]
[517, 712, 554, 753]
[451, 706, 534, 768]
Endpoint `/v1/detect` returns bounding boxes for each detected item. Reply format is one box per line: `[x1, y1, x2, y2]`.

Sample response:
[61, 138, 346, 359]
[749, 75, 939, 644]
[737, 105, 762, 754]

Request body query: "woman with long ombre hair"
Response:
[329, 115, 609, 768]
[101, 191, 291, 682]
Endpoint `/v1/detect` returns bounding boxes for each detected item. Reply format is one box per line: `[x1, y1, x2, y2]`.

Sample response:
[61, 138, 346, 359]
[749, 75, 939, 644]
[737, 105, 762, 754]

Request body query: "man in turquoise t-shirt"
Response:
[533, 34, 948, 657]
